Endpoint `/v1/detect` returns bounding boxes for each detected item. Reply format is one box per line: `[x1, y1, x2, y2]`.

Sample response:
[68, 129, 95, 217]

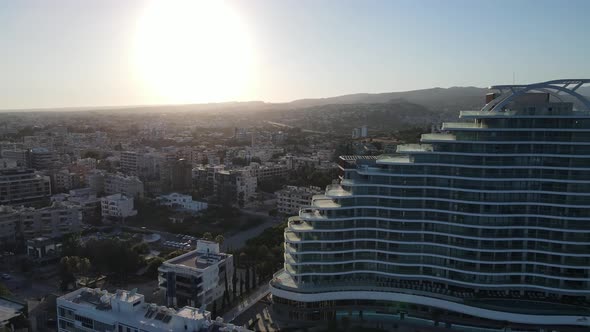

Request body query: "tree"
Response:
[240, 274, 244, 295]
[221, 290, 227, 308]
[0, 283, 11, 297]
[212, 300, 218, 319]
[164, 250, 185, 260]
[232, 269, 238, 299]
[245, 267, 250, 292]
[202, 232, 213, 241]
[132, 242, 150, 255]
[214, 235, 224, 245]
[62, 233, 82, 257]
[146, 257, 164, 277]
[82, 151, 100, 159]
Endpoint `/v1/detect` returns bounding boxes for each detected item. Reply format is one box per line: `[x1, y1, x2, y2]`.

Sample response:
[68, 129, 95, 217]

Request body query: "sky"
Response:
[0, 0, 589, 109]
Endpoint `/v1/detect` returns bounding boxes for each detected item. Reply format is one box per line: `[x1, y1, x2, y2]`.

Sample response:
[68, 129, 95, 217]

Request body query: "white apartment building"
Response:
[156, 193, 207, 213]
[0, 202, 81, 241]
[159, 240, 233, 308]
[53, 169, 78, 193]
[101, 194, 137, 219]
[248, 162, 289, 182]
[275, 186, 322, 215]
[0, 168, 51, 205]
[104, 173, 144, 198]
[52, 188, 101, 221]
[75, 158, 97, 169]
[56, 287, 249, 332]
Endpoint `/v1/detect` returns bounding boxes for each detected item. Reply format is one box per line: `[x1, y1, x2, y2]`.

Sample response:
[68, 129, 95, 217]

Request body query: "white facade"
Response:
[101, 194, 137, 219]
[275, 186, 322, 215]
[104, 173, 144, 198]
[247, 162, 289, 181]
[157, 193, 207, 213]
[0, 202, 81, 240]
[159, 240, 233, 308]
[56, 287, 250, 332]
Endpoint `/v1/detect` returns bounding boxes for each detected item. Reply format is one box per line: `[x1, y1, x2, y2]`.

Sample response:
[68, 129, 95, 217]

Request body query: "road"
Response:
[222, 210, 282, 251]
[222, 284, 270, 323]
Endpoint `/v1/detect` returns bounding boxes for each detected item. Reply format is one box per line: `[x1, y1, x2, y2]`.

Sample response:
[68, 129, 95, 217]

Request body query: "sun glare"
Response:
[133, 0, 256, 104]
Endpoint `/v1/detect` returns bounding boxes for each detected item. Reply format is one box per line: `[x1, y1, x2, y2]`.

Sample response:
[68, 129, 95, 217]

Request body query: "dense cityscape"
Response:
[1, 1, 589, 332]
[0, 80, 588, 332]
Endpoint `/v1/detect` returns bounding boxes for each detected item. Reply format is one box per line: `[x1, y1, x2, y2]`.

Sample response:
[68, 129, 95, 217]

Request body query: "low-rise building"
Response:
[51, 188, 101, 222]
[0, 168, 51, 205]
[56, 287, 249, 332]
[248, 162, 289, 182]
[0, 202, 81, 241]
[215, 169, 257, 207]
[0, 297, 27, 330]
[156, 193, 207, 213]
[27, 236, 63, 278]
[275, 185, 322, 215]
[104, 173, 144, 198]
[101, 194, 137, 219]
[158, 240, 233, 308]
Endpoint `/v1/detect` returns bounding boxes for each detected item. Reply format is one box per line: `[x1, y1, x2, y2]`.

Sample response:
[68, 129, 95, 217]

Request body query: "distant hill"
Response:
[2, 85, 588, 114]
[288, 87, 489, 112]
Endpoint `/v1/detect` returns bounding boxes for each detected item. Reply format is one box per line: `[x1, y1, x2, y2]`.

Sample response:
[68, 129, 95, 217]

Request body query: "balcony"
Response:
[299, 208, 326, 220]
[311, 196, 340, 208]
[375, 155, 413, 165]
[420, 133, 456, 142]
[325, 184, 351, 197]
[441, 122, 485, 130]
[288, 219, 313, 231]
[396, 144, 434, 153]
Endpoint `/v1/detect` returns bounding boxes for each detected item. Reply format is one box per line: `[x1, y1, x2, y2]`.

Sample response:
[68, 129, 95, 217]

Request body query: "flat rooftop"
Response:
[165, 250, 229, 270]
[0, 298, 25, 322]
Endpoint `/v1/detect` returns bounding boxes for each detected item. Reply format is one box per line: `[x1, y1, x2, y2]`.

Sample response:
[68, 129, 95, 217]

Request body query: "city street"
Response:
[222, 283, 270, 323]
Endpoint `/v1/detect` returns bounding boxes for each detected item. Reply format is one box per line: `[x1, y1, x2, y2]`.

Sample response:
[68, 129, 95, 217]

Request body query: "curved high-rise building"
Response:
[270, 80, 590, 331]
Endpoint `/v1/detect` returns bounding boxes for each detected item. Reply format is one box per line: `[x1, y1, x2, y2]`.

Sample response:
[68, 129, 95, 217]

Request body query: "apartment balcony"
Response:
[325, 184, 352, 198]
[420, 133, 456, 142]
[269, 269, 590, 312]
[288, 218, 313, 232]
[311, 196, 340, 208]
[441, 122, 485, 130]
[396, 144, 434, 153]
[284, 231, 301, 243]
[299, 208, 326, 220]
[375, 155, 413, 165]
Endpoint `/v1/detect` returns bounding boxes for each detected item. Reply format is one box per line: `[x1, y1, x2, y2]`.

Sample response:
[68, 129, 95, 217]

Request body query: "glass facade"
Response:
[271, 93, 590, 329]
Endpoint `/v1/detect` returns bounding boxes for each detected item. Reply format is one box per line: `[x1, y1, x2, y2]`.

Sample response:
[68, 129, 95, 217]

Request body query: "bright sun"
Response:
[133, 0, 256, 104]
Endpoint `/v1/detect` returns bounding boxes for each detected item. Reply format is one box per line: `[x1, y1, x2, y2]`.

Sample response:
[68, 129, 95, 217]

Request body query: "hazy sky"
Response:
[1, 0, 589, 109]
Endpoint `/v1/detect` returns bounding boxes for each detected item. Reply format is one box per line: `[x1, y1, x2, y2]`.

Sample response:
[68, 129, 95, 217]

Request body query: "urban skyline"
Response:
[1, 0, 590, 109]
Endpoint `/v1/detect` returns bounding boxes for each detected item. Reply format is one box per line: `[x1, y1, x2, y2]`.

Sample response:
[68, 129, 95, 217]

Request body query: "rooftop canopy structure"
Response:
[482, 79, 590, 112]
